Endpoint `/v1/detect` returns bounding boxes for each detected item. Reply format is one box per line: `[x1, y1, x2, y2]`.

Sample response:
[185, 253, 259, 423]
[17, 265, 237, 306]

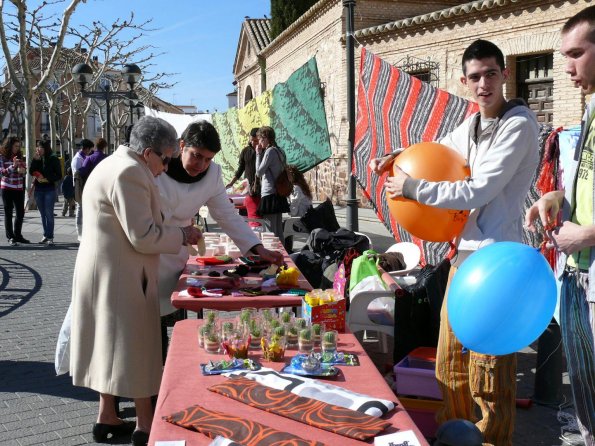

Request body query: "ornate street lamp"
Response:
[72, 62, 142, 150]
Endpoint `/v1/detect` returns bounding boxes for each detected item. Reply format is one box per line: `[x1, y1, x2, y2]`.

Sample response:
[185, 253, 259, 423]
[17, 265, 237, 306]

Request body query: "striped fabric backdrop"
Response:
[354, 47, 478, 264]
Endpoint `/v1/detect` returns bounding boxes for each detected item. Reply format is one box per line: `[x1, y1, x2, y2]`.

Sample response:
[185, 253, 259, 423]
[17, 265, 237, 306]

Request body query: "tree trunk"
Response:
[22, 92, 36, 191]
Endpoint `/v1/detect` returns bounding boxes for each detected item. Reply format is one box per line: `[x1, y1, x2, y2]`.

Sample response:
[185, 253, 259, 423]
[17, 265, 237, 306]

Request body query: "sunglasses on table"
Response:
[149, 148, 171, 166]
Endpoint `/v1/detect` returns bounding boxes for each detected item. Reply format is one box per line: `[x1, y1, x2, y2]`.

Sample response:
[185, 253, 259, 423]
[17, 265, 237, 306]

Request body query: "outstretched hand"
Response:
[253, 245, 285, 266]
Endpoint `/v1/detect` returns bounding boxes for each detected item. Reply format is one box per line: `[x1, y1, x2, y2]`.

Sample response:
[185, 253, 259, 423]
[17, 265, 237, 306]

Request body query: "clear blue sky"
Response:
[3, 0, 271, 112]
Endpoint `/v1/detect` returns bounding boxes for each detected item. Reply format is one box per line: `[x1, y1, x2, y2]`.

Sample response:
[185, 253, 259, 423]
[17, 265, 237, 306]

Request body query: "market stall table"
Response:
[148, 319, 429, 445]
[171, 252, 309, 313]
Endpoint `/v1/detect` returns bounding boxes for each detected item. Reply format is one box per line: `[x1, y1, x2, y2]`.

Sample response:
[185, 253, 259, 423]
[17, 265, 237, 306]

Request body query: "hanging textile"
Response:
[213, 58, 331, 183]
[353, 47, 478, 264]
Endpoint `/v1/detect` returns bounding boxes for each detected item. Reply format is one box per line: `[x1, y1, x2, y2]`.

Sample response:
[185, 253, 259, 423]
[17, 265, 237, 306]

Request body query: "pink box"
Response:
[394, 357, 442, 400]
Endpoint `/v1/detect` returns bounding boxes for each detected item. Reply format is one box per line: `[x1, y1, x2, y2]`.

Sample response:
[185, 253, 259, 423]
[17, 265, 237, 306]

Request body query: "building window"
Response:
[396, 56, 439, 86]
[40, 111, 50, 133]
[516, 53, 553, 125]
[244, 85, 253, 106]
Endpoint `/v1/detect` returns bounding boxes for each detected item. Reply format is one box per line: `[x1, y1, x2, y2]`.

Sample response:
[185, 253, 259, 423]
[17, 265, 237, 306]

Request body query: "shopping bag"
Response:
[55, 304, 71, 375]
[349, 250, 385, 293]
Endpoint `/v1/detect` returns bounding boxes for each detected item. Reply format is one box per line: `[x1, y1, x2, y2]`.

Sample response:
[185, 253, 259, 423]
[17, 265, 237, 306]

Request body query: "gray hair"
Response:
[129, 116, 179, 156]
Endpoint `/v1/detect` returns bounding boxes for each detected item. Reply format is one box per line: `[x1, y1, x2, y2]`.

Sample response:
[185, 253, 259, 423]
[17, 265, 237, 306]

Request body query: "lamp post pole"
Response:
[72, 63, 142, 150]
[344, 0, 358, 231]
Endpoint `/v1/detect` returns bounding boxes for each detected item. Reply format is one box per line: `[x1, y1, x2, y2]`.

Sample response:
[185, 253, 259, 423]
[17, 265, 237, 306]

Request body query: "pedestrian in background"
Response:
[0, 136, 29, 246]
[29, 140, 62, 246]
[61, 167, 75, 217]
[226, 127, 261, 223]
[255, 126, 289, 238]
[79, 137, 108, 181]
[71, 138, 94, 240]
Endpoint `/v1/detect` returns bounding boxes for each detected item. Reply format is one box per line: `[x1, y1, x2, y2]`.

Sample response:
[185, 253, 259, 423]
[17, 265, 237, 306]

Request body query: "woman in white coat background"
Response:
[69, 117, 201, 445]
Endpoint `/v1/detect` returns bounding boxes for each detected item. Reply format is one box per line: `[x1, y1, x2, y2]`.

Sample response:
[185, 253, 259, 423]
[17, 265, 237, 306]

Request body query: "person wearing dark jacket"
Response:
[61, 167, 75, 217]
[29, 140, 62, 246]
[79, 137, 108, 181]
[226, 128, 261, 222]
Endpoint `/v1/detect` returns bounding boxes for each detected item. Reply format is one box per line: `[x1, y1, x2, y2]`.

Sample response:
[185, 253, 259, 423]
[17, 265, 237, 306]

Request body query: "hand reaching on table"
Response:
[181, 225, 203, 246]
[253, 244, 285, 266]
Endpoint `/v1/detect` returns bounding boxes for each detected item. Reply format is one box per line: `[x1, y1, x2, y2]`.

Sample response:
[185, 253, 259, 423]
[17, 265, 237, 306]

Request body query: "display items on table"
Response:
[303, 289, 346, 332]
[261, 326, 287, 362]
[201, 358, 261, 376]
[207, 377, 392, 440]
[298, 327, 314, 354]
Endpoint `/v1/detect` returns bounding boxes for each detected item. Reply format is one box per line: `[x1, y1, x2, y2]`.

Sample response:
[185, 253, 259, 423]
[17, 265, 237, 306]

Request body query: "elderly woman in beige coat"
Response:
[70, 116, 201, 445]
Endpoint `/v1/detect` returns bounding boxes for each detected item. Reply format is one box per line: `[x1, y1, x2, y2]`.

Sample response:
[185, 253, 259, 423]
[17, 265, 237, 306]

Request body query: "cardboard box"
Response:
[398, 396, 444, 438]
[302, 297, 346, 332]
[394, 356, 441, 400]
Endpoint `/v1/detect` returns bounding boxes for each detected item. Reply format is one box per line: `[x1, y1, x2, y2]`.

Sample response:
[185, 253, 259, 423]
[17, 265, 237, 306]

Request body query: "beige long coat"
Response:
[70, 145, 183, 398]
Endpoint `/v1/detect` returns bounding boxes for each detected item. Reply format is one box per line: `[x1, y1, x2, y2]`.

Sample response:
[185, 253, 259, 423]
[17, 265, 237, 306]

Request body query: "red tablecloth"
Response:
[149, 319, 429, 445]
[171, 253, 308, 312]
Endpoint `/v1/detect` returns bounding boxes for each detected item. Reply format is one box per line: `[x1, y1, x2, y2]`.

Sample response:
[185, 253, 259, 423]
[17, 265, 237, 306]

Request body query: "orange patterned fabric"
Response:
[208, 376, 391, 440]
[164, 403, 324, 446]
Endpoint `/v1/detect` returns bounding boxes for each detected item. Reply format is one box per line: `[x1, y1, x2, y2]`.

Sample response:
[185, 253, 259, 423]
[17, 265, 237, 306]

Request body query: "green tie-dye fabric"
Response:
[213, 58, 331, 183]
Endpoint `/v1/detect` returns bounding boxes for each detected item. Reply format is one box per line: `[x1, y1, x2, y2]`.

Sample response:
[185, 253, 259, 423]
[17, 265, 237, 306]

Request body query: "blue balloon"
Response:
[448, 242, 557, 355]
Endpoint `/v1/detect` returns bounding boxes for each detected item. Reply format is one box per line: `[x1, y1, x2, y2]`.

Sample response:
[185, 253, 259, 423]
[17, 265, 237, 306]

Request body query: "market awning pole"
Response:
[344, 0, 359, 231]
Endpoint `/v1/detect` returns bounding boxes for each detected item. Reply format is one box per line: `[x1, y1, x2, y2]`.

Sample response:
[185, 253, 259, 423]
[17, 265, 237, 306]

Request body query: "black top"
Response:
[234, 145, 257, 186]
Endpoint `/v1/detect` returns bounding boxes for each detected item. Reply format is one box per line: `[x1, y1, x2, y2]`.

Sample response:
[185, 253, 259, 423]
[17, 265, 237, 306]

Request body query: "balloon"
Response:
[387, 142, 470, 242]
[434, 419, 483, 446]
[448, 242, 557, 355]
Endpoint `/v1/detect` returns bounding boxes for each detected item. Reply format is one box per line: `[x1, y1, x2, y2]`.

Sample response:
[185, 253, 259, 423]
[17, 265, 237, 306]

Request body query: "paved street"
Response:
[0, 198, 586, 445]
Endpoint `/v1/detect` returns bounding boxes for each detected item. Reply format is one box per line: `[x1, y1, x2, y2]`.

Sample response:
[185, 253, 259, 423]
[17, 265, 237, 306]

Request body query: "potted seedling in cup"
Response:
[298, 327, 314, 354]
[321, 329, 338, 358]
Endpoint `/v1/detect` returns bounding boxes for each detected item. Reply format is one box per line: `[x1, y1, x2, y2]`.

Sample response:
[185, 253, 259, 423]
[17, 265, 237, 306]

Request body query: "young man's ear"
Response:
[179, 139, 185, 151]
[502, 67, 510, 81]
[460, 75, 468, 87]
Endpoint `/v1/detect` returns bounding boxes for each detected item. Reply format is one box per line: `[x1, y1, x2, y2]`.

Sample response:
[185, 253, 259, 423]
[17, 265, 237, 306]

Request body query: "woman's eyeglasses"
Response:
[150, 149, 171, 166]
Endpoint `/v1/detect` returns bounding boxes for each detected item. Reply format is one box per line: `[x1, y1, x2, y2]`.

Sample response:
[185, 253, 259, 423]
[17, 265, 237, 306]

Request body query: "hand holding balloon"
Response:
[385, 142, 470, 242]
[384, 165, 409, 198]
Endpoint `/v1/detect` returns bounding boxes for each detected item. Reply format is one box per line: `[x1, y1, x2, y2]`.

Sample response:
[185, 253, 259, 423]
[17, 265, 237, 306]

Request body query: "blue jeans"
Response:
[34, 187, 56, 239]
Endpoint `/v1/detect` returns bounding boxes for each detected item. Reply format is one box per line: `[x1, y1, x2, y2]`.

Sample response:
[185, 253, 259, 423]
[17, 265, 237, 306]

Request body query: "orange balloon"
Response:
[387, 142, 470, 242]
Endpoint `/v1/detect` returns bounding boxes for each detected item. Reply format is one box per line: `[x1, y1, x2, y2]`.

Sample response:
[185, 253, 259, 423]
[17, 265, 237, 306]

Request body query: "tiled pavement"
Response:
[0, 198, 585, 445]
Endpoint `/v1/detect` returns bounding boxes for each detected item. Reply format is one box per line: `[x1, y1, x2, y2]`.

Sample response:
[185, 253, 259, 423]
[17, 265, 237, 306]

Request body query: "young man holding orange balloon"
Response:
[371, 39, 539, 446]
[525, 6, 595, 445]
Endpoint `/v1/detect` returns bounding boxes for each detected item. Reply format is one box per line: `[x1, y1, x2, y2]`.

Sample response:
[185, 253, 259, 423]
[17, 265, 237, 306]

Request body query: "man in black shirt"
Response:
[226, 128, 261, 221]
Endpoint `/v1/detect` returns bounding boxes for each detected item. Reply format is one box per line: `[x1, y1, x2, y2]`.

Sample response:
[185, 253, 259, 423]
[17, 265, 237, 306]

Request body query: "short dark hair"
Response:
[249, 127, 259, 137]
[181, 120, 221, 153]
[462, 39, 505, 75]
[80, 138, 94, 149]
[95, 137, 108, 151]
[562, 5, 595, 44]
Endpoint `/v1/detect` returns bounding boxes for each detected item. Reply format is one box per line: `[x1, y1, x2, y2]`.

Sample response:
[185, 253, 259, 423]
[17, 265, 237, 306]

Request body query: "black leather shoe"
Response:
[92, 421, 135, 442]
[131, 429, 150, 446]
[14, 237, 30, 244]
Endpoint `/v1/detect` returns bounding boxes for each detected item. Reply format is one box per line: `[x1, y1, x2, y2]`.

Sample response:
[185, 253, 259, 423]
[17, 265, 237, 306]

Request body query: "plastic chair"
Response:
[354, 231, 373, 250]
[347, 270, 398, 353]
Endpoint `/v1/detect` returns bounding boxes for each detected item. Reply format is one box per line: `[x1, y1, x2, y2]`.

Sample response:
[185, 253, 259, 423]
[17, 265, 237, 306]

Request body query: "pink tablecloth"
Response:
[171, 253, 308, 312]
[148, 319, 429, 445]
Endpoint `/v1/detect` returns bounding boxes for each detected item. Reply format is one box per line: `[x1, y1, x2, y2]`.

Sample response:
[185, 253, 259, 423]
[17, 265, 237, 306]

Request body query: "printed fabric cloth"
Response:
[353, 47, 478, 265]
[208, 376, 391, 441]
[164, 403, 324, 446]
[224, 367, 395, 417]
